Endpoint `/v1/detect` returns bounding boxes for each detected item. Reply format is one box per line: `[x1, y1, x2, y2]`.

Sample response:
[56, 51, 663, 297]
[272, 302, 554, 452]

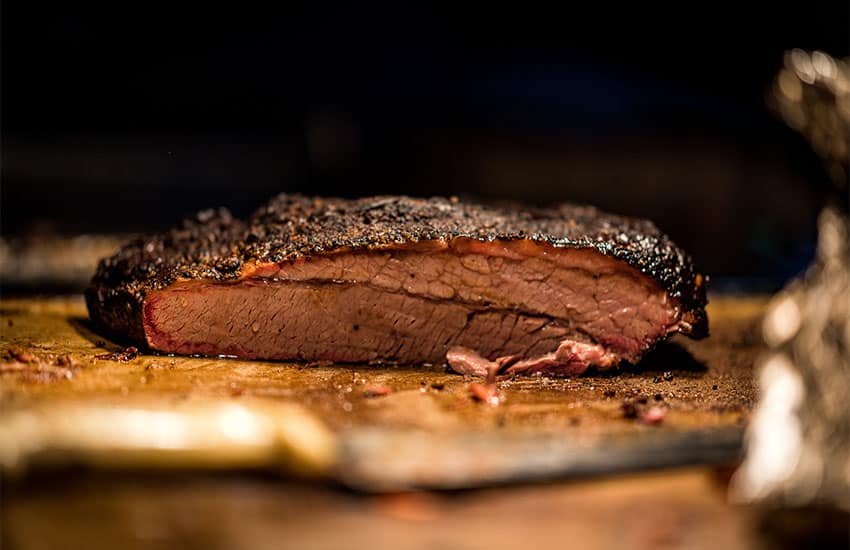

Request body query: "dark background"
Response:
[2, 3, 847, 288]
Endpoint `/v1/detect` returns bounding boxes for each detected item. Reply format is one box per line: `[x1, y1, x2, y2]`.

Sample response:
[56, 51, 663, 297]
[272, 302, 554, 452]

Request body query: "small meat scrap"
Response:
[621, 397, 667, 425]
[6, 346, 36, 364]
[447, 347, 495, 377]
[641, 406, 667, 425]
[55, 355, 76, 368]
[469, 362, 503, 407]
[469, 382, 502, 407]
[447, 347, 520, 379]
[95, 346, 140, 362]
[363, 384, 393, 398]
[0, 357, 74, 383]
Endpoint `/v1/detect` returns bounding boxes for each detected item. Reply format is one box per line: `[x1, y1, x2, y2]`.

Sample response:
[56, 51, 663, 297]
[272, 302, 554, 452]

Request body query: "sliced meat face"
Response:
[142, 240, 685, 373]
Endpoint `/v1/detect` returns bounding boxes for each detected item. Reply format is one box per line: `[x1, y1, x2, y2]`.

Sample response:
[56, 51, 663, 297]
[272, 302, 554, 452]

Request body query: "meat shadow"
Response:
[69, 317, 127, 352]
[614, 341, 707, 376]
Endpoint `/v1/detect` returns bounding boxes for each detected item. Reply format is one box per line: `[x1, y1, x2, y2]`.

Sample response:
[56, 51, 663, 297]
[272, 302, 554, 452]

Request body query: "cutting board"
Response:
[0, 296, 766, 490]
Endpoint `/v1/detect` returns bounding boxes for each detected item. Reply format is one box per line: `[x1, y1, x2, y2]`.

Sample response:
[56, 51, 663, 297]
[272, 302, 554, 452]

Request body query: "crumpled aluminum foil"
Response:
[732, 207, 850, 509]
[731, 50, 850, 510]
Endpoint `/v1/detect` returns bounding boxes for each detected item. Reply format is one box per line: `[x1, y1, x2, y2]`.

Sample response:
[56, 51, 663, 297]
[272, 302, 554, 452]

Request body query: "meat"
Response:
[86, 194, 708, 375]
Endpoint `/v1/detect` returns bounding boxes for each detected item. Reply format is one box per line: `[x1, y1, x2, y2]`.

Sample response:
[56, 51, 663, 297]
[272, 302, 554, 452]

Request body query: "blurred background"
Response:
[2, 3, 848, 291]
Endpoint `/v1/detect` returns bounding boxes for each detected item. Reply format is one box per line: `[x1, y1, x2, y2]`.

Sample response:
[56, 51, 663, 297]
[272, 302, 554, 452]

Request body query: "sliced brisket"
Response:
[86, 195, 708, 375]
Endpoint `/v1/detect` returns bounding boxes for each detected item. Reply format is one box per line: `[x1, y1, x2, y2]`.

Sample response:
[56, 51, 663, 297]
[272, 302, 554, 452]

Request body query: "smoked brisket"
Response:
[86, 195, 708, 375]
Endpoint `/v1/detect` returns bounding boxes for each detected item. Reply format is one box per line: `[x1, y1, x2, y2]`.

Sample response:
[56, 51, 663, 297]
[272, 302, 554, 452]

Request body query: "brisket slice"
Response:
[86, 194, 708, 375]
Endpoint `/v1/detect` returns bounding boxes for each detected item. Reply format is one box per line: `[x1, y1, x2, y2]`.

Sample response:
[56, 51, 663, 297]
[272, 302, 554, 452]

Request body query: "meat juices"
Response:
[86, 195, 708, 375]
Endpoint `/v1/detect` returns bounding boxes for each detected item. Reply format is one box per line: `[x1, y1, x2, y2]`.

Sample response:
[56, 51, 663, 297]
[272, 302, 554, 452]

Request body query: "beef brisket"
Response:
[86, 194, 708, 375]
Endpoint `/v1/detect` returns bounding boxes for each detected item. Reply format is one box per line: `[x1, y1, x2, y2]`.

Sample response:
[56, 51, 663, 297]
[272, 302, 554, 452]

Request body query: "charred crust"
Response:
[84, 285, 147, 346]
[87, 195, 708, 341]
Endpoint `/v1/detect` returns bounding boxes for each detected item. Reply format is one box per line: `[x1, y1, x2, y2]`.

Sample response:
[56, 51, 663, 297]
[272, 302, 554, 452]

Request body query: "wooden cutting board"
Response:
[0, 295, 766, 489]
